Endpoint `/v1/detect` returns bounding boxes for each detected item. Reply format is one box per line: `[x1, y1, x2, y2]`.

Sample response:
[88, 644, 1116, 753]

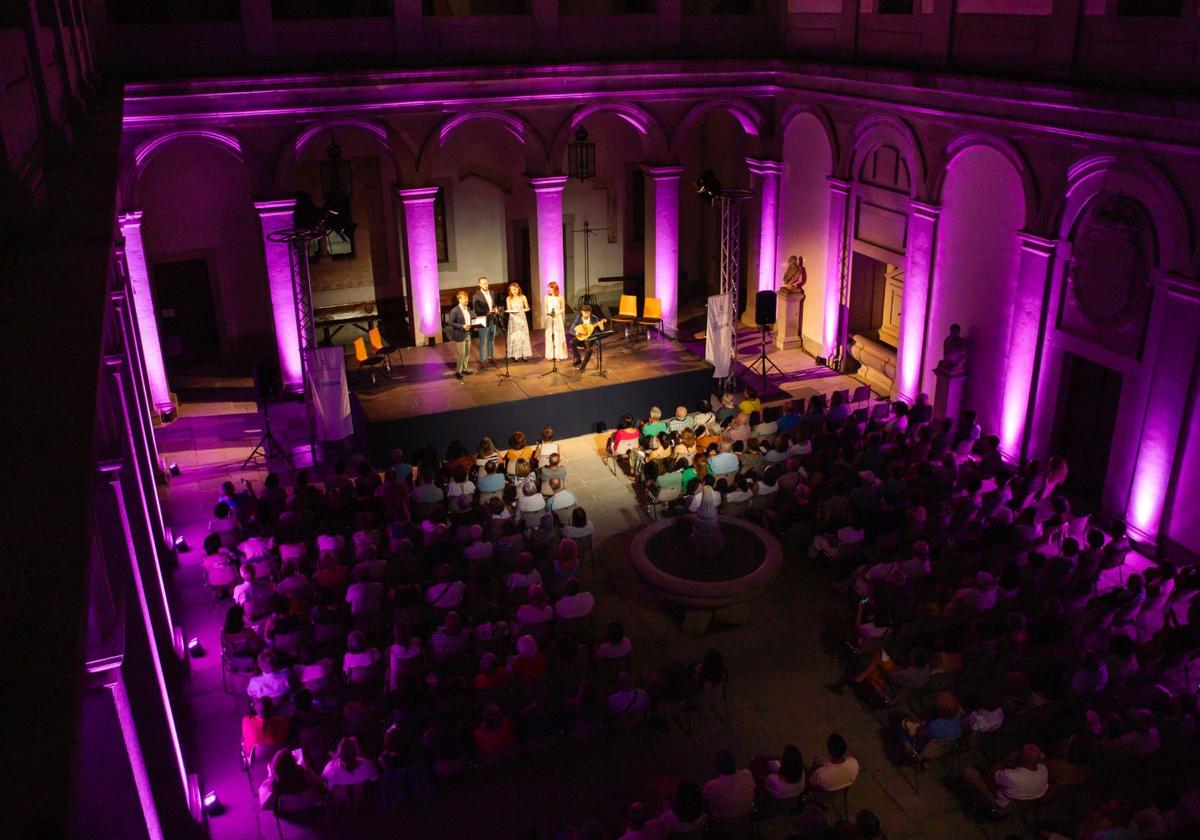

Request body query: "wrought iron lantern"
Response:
[320, 134, 353, 203]
[568, 127, 596, 182]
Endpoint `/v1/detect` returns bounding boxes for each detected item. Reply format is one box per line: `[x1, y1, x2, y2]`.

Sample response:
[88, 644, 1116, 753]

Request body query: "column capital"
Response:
[1017, 231, 1058, 255]
[253, 197, 296, 216]
[528, 175, 569, 194]
[909, 200, 941, 220]
[397, 185, 440, 203]
[746, 158, 783, 177]
[641, 164, 685, 180]
[826, 176, 852, 195]
[97, 459, 124, 478]
[117, 209, 144, 229]
[1159, 274, 1200, 303]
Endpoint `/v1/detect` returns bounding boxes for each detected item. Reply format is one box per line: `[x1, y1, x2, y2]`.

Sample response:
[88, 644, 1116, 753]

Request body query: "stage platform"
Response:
[352, 329, 715, 459]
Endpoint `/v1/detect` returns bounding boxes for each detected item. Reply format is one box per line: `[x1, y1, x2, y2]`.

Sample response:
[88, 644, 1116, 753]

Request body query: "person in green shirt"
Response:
[641, 406, 668, 439]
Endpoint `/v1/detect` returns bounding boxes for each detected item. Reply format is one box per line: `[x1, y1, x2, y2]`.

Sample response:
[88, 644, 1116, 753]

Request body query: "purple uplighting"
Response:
[398, 187, 442, 343]
[255, 199, 305, 390]
[644, 165, 683, 336]
[747, 158, 783, 294]
[117, 212, 173, 414]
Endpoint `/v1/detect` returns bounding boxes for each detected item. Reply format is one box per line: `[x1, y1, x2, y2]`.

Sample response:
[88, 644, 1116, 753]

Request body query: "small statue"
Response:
[935, 323, 968, 375]
[780, 255, 807, 294]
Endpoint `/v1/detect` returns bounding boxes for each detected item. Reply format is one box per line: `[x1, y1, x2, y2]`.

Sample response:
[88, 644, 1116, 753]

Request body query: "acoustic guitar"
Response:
[573, 318, 608, 341]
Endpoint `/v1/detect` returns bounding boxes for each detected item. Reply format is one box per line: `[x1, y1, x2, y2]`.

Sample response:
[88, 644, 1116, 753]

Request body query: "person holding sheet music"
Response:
[471, 276, 500, 366]
[570, 303, 607, 371]
[447, 290, 474, 379]
[543, 281, 568, 362]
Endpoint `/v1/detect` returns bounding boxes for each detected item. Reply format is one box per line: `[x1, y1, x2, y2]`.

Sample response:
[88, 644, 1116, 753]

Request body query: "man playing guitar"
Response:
[570, 303, 607, 371]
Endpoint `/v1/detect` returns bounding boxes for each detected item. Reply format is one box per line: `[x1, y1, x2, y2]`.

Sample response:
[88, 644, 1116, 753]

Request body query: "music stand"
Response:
[588, 330, 613, 378]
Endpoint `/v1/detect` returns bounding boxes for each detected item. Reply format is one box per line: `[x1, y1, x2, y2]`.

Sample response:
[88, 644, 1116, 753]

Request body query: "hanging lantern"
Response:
[319, 134, 353, 203]
[567, 127, 596, 182]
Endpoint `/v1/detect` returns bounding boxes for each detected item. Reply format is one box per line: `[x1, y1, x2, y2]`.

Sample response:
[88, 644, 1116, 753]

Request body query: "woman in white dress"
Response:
[505, 282, 532, 361]
[543, 281, 568, 361]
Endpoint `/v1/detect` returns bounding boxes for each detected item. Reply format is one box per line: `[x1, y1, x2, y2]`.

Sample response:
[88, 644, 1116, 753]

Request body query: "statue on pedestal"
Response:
[934, 323, 968, 376]
[780, 255, 807, 295]
[688, 484, 724, 559]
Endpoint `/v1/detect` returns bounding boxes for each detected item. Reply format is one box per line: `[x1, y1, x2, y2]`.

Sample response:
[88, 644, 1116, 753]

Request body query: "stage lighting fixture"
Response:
[293, 191, 325, 230]
[323, 194, 357, 240]
[202, 791, 223, 815]
[694, 169, 722, 205]
[169, 462, 181, 476]
[187, 637, 205, 657]
[174, 535, 189, 553]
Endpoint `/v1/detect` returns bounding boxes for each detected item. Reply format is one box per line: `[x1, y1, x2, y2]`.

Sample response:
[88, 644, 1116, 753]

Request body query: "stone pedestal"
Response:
[933, 367, 968, 423]
[774, 290, 805, 351]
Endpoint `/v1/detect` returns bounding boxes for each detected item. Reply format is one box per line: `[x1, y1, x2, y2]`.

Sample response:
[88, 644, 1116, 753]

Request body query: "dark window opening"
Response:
[106, 0, 241, 24]
[877, 0, 914, 13]
[272, 0, 392, 19]
[423, 0, 531, 15]
[1116, 0, 1183, 16]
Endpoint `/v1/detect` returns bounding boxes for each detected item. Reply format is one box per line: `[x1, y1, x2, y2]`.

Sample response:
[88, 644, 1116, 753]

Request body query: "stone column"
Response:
[254, 199, 304, 390]
[529, 175, 569, 324]
[107, 671, 165, 840]
[117, 211, 173, 416]
[398, 187, 442, 345]
[998, 233, 1057, 461]
[895, 201, 940, 403]
[1126, 279, 1200, 546]
[642, 165, 683, 337]
[746, 159, 784, 295]
[823, 178, 852, 360]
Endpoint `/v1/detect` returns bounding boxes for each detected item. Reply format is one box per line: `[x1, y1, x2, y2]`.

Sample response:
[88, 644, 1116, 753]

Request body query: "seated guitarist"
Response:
[570, 304, 607, 371]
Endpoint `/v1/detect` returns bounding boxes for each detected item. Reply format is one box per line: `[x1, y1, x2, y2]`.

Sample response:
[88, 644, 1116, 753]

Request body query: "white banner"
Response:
[705, 291, 734, 379]
[304, 346, 353, 442]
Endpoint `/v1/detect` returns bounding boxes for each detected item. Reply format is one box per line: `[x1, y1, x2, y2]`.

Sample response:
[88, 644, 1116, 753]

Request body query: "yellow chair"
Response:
[611, 294, 638, 339]
[368, 325, 403, 373]
[639, 296, 663, 340]
[353, 337, 386, 386]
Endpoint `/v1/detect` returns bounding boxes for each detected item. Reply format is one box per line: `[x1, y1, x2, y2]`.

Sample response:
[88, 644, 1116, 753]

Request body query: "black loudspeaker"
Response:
[755, 290, 777, 326]
[252, 358, 282, 404]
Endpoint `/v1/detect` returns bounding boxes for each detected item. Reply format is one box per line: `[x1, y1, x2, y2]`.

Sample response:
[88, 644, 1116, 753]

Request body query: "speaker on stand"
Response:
[747, 290, 784, 382]
[243, 359, 294, 470]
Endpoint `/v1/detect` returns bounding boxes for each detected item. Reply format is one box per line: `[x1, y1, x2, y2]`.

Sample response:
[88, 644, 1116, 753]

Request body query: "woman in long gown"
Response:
[505, 282, 532, 361]
[543, 281, 568, 361]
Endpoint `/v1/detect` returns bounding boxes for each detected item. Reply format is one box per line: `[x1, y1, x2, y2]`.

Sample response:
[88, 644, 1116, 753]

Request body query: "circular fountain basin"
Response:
[630, 515, 783, 609]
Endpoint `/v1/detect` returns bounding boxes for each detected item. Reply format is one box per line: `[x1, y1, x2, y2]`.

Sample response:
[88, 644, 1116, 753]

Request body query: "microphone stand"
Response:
[497, 310, 513, 384]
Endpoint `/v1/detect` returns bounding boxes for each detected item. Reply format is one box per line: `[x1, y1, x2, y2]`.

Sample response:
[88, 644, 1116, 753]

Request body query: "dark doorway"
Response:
[151, 258, 221, 368]
[510, 219, 531, 299]
[847, 253, 889, 346]
[1051, 353, 1123, 512]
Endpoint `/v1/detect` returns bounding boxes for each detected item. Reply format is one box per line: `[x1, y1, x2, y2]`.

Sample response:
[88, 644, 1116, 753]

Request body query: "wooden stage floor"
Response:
[355, 328, 711, 424]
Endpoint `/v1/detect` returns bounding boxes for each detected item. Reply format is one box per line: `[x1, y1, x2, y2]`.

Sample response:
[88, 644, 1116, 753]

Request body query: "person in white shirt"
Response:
[342, 630, 383, 675]
[963, 743, 1048, 808]
[425, 564, 465, 610]
[322, 737, 378, 804]
[504, 553, 542, 593]
[607, 671, 649, 717]
[547, 477, 577, 512]
[446, 466, 475, 498]
[596, 621, 633, 660]
[808, 733, 860, 793]
[208, 501, 241, 547]
[247, 651, 291, 701]
[563, 507, 594, 540]
[516, 585, 554, 630]
[234, 563, 275, 621]
[463, 524, 495, 567]
[761, 744, 806, 801]
[555, 578, 595, 620]
[345, 566, 383, 623]
[708, 442, 739, 476]
[411, 468, 445, 506]
[517, 480, 546, 517]
[702, 750, 755, 819]
[387, 624, 423, 691]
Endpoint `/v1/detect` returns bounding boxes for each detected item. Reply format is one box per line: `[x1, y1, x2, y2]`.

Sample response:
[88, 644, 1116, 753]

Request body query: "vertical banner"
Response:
[304, 346, 353, 442]
[705, 291, 734, 379]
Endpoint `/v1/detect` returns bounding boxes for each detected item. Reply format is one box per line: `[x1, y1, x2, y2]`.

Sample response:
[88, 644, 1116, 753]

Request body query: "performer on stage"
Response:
[506, 282, 532, 361]
[472, 275, 499, 366]
[447, 290, 474, 379]
[543, 281, 568, 361]
[570, 303, 607, 371]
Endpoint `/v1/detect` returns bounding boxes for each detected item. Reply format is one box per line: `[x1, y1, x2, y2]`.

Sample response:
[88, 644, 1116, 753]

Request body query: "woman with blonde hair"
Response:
[543, 281, 568, 360]
[505, 281, 533, 360]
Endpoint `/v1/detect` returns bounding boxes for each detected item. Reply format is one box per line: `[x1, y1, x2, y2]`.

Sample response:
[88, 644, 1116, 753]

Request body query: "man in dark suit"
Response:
[569, 303, 606, 371]
[447, 290, 473, 379]
[471, 275, 499, 366]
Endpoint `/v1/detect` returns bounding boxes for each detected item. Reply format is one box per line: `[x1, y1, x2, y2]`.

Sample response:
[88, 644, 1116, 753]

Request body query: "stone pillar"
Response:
[111, 284, 164, 477]
[933, 366, 968, 424]
[998, 233, 1057, 461]
[1126, 279, 1200, 546]
[642, 165, 683, 337]
[895, 201, 940, 403]
[529, 175, 569, 324]
[398, 187, 443, 345]
[823, 178, 852, 360]
[117, 211, 173, 416]
[254, 199, 304, 390]
[775, 290, 805, 351]
[747, 159, 784, 295]
[107, 671, 165, 840]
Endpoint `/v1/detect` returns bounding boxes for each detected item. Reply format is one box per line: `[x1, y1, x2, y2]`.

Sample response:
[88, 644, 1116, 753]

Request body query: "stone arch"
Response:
[1044, 154, 1192, 272]
[929, 132, 1038, 231]
[417, 110, 547, 181]
[844, 114, 926, 198]
[778, 103, 839, 173]
[119, 128, 257, 210]
[275, 117, 416, 191]
[548, 102, 670, 167]
[669, 97, 767, 160]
